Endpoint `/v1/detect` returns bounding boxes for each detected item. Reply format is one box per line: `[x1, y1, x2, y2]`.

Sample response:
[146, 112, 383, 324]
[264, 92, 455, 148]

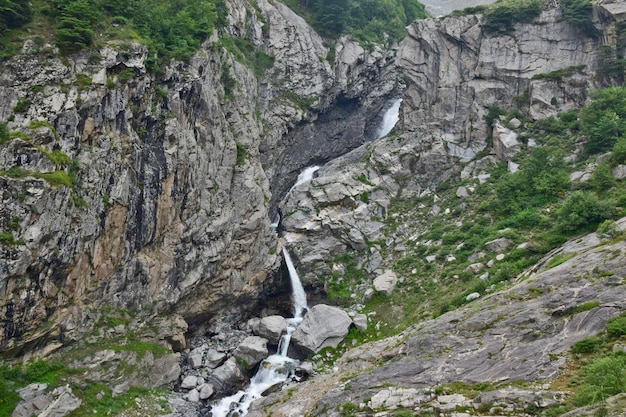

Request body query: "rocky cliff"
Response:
[0, 0, 397, 355]
[2, 0, 626, 416]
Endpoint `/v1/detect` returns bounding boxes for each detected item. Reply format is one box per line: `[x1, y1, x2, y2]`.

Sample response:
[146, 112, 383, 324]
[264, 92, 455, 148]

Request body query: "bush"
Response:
[581, 87, 626, 156]
[0, 0, 32, 33]
[0, 122, 9, 144]
[606, 314, 626, 338]
[611, 136, 626, 166]
[561, 0, 594, 35]
[557, 191, 616, 233]
[572, 336, 603, 353]
[483, 0, 542, 33]
[574, 353, 626, 406]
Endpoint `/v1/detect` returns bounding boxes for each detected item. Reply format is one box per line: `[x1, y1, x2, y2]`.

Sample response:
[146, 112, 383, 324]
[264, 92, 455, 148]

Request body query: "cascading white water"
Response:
[287, 165, 320, 194]
[210, 246, 308, 417]
[376, 98, 402, 139]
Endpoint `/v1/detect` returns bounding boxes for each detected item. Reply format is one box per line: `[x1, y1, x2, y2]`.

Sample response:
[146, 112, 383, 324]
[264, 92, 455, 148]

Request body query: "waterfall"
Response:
[287, 165, 319, 194]
[210, 246, 308, 417]
[282, 247, 307, 319]
[376, 98, 402, 139]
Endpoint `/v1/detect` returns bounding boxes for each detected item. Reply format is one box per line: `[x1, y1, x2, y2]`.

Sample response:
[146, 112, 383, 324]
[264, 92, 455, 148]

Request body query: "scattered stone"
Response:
[479, 272, 489, 281]
[465, 263, 485, 274]
[466, 292, 480, 301]
[187, 388, 200, 403]
[292, 304, 352, 356]
[496, 253, 506, 261]
[112, 381, 129, 397]
[485, 237, 514, 253]
[181, 375, 198, 390]
[468, 252, 485, 262]
[373, 270, 398, 295]
[426, 255, 437, 263]
[477, 174, 491, 184]
[508, 160, 519, 173]
[446, 255, 456, 262]
[258, 315, 287, 345]
[456, 186, 469, 198]
[353, 314, 368, 331]
[487, 259, 495, 268]
[509, 117, 522, 129]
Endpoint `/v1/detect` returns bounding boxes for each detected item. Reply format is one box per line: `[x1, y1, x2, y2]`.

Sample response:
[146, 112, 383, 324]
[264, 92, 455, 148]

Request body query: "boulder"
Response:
[465, 263, 485, 274]
[484, 237, 514, 253]
[188, 346, 205, 369]
[13, 384, 81, 417]
[493, 122, 521, 162]
[205, 348, 227, 369]
[291, 304, 352, 356]
[373, 270, 398, 295]
[187, 388, 200, 403]
[466, 292, 480, 301]
[233, 336, 269, 370]
[207, 357, 246, 394]
[353, 314, 368, 331]
[258, 315, 287, 345]
[614, 164, 626, 180]
[181, 375, 198, 390]
[456, 186, 469, 198]
[199, 383, 215, 400]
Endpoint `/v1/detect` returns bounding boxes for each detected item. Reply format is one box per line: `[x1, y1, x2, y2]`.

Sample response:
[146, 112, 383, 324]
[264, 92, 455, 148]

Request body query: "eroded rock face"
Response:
[0, 0, 398, 355]
[280, 5, 615, 289]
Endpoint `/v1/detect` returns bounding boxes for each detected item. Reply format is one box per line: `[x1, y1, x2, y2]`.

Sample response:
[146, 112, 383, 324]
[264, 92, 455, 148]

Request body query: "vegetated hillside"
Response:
[256, 89, 626, 417]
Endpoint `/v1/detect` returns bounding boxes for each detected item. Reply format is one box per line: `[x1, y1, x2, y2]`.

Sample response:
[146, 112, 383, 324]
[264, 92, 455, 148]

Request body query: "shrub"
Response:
[611, 136, 626, 166]
[587, 163, 615, 192]
[0, 0, 32, 32]
[574, 353, 626, 406]
[581, 87, 626, 156]
[606, 314, 626, 338]
[572, 336, 603, 353]
[557, 191, 616, 233]
[483, 0, 542, 33]
[13, 99, 30, 113]
[0, 122, 9, 144]
[561, 0, 594, 35]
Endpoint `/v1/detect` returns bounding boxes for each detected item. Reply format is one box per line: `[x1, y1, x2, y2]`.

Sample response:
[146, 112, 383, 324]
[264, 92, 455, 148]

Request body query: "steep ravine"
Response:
[0, 0, 398, 356]
[2, 1, 626, 416]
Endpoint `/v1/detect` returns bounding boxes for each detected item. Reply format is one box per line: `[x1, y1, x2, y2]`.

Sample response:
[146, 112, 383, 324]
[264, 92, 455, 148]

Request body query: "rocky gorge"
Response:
[2, 0, 626, 416]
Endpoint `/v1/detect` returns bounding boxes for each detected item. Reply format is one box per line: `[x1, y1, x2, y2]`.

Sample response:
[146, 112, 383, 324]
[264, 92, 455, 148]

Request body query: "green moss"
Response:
[13, 99, 30, 113]
[235, 142, 250, 166]
[28, 120, 59, 139]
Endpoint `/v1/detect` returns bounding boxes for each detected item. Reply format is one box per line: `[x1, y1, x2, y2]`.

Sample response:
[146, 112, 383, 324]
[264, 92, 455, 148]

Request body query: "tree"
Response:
[0, 0, 32, 33]
[581, 87, 626, 155]
[557, 190, 616, 232]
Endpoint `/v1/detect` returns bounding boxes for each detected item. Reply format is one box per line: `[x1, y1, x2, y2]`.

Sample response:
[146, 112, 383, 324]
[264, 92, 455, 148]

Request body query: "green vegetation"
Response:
[580, 87, 626, 156]
[281, 0, 426, 45]
[236, 142, 250, 166]
[215, 36, 275, 77]
[482, 0, 542, 33]
[0, 0, 32, 34]
[1, 0, 221, 69]
[0, 122, 9, 144]
[560, 0, 594, 35]
[13, 98, 30, 113]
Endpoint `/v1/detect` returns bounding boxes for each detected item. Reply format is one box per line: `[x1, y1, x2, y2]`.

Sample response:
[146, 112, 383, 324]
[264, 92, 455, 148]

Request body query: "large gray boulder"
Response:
[258, 315, 287, 345]
[291, 304, 352, 356]
[484, 237, 514, 254]
[373, 270, 398, 295]
[492, 122, 521, 162]
[233, 336, 269, 370]
[13, 384, 81, 417]
[207, 357, 246, 395]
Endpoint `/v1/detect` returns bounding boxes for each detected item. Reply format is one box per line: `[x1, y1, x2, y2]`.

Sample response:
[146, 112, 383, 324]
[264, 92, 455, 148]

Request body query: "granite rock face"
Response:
[0, 0, 398, 355]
